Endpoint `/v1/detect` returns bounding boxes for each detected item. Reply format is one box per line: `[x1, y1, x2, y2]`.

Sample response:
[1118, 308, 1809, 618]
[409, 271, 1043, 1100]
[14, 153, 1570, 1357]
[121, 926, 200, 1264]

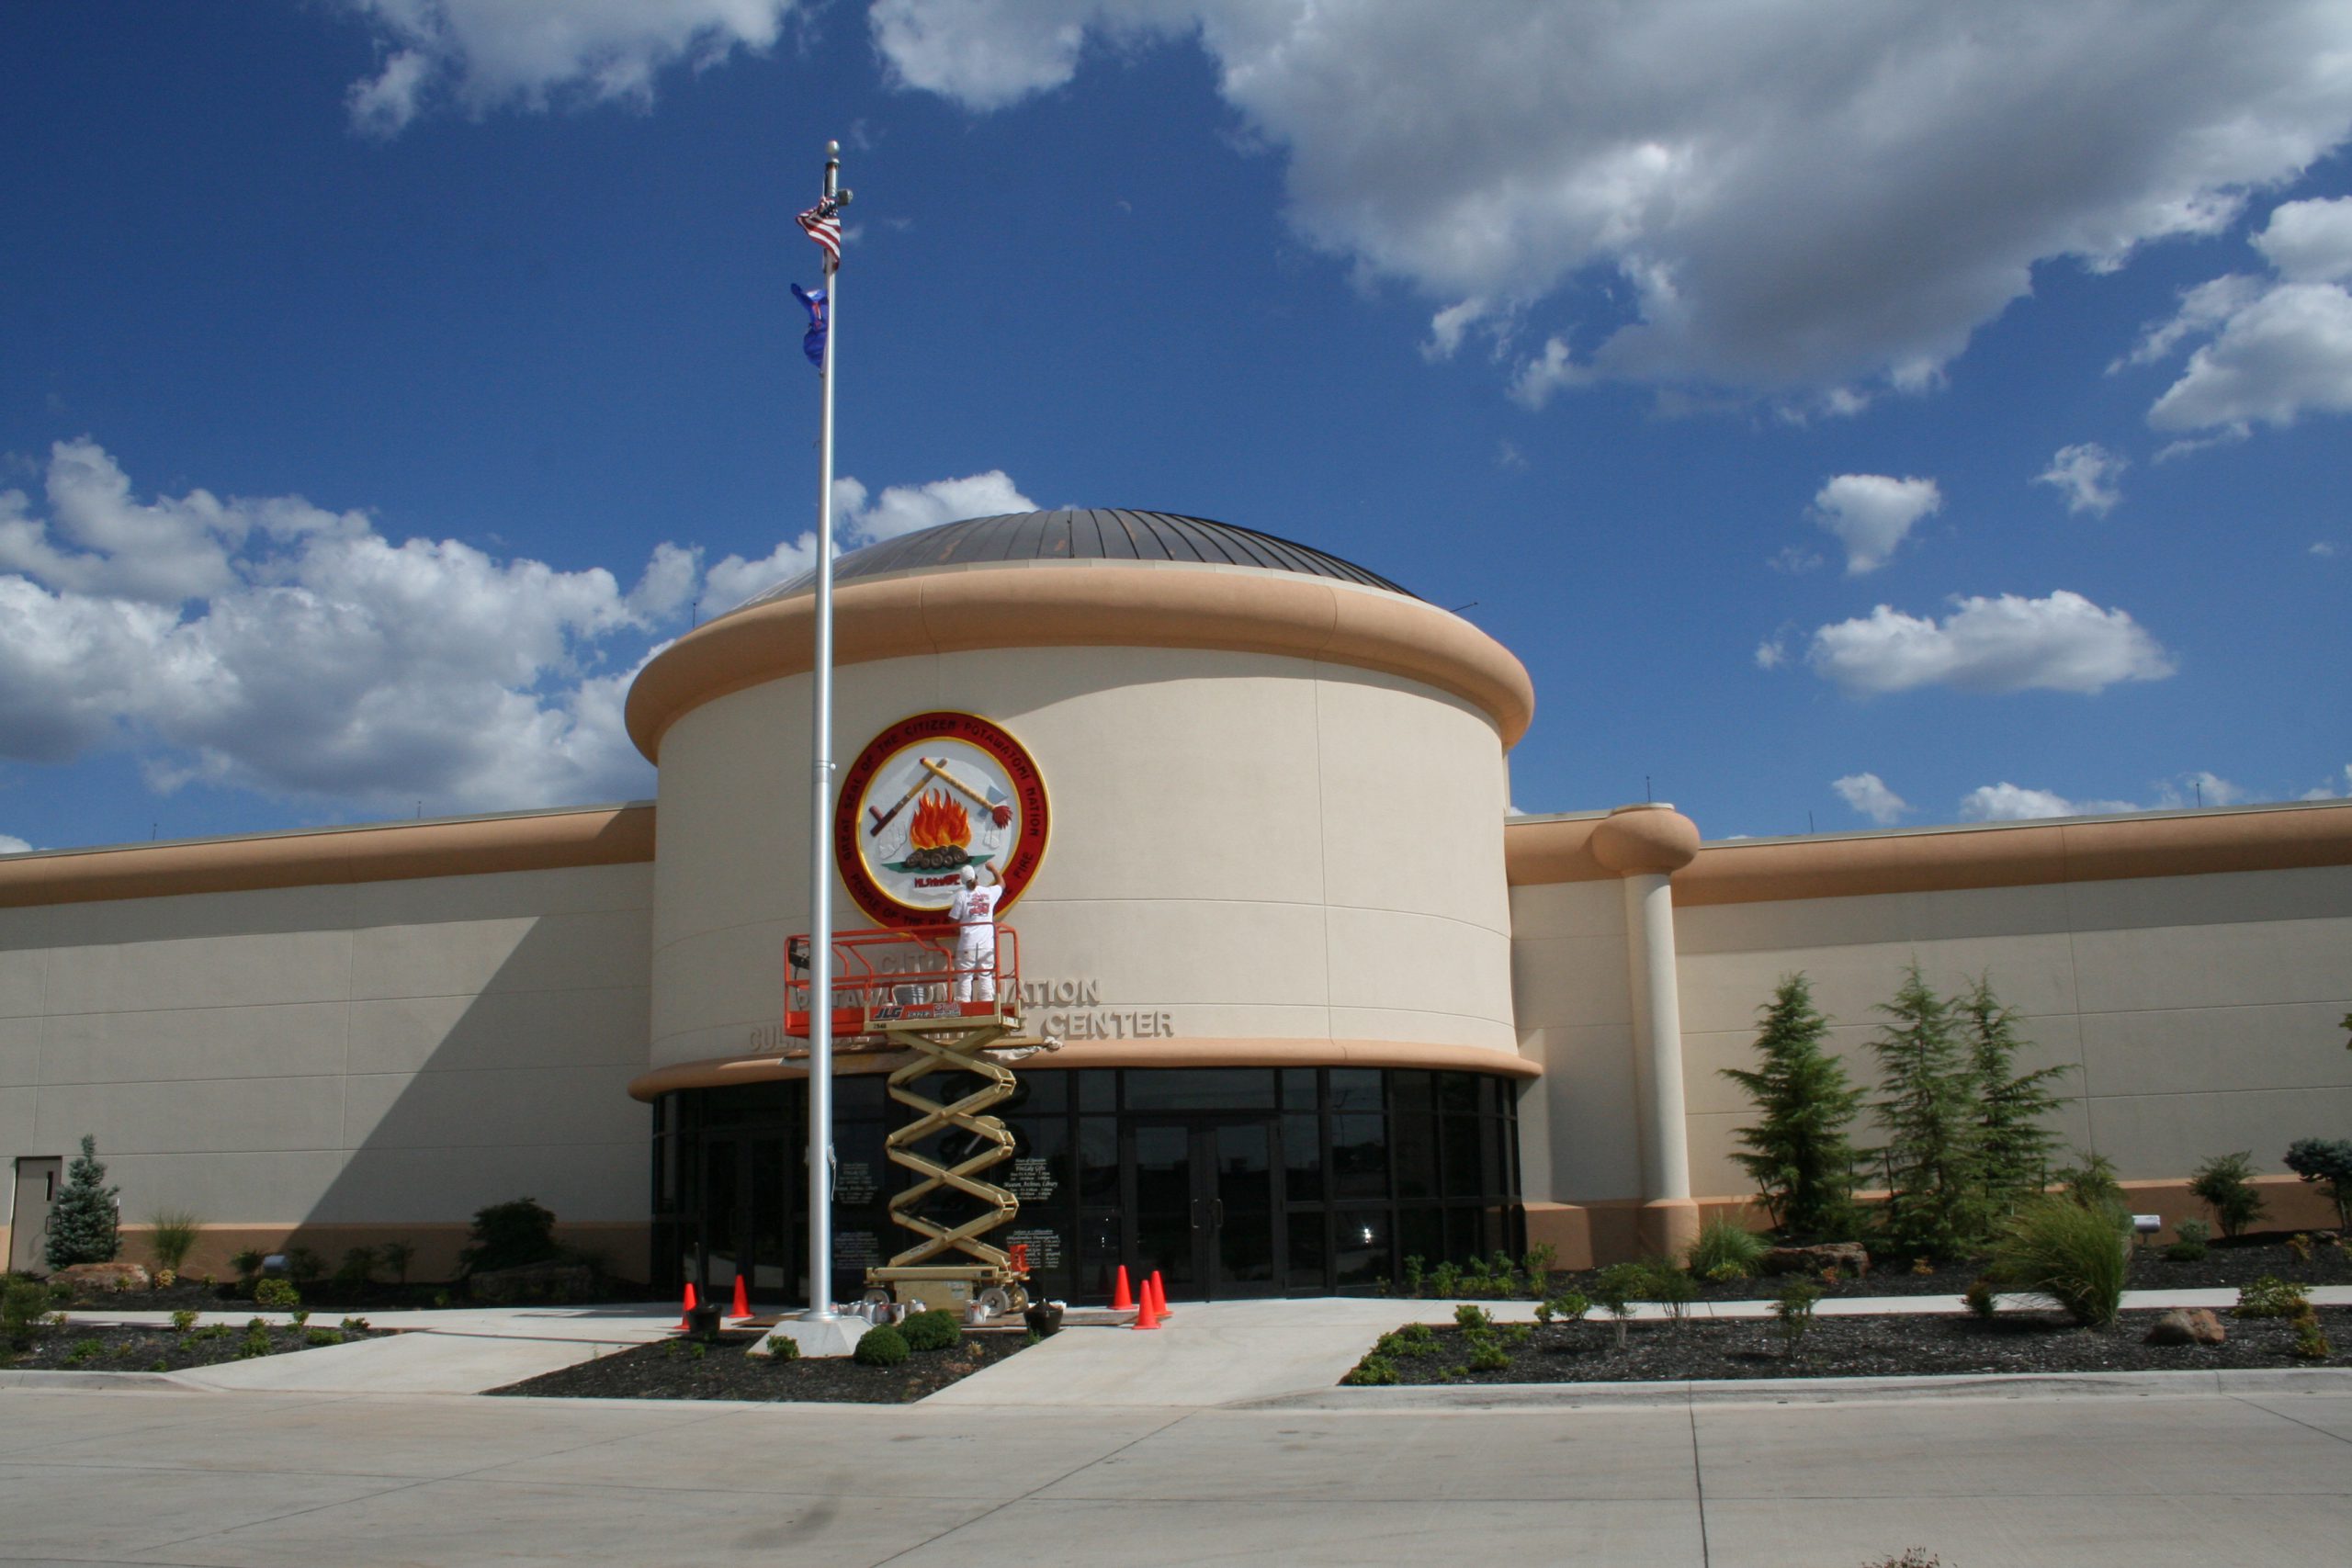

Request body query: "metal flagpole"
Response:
[803, 141, 849, 1324]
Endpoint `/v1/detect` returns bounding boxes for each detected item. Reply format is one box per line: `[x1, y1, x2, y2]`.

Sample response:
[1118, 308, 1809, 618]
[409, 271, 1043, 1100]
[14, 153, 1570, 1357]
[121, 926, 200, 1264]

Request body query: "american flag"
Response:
[797, 199, 842, 269]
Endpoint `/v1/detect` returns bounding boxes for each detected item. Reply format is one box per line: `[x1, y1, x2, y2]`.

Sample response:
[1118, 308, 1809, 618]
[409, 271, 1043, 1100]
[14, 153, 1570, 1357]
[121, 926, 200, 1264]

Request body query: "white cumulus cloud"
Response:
[1832, 772, 1908, 826]
[699, 468, 1034, 612]
[1960, 783, 2141, 821]
[341, 0, 797, 134]
[1810, 474, 1940, 575]
[2131, 198, 2352, 435]
[873, 0, 2352, 400]
[2301, 764, 2352, 801]
[0, 834, 30, 855]
[2034, 443, 2126, 516]
[1802, 590, 2175, 695]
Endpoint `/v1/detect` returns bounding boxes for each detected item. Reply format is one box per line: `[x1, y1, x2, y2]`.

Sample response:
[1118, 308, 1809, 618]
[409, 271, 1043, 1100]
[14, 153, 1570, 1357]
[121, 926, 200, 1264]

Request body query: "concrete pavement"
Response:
[2, 1379, 2346, 1565]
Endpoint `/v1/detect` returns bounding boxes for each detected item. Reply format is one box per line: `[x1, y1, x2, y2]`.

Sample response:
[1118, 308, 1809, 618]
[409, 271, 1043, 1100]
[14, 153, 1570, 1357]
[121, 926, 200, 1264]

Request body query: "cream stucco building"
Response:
[5, 511, 2347, 1299]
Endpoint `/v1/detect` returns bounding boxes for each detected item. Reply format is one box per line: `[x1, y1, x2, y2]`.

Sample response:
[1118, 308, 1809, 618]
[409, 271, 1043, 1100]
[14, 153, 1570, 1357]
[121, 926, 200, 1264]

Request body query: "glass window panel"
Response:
[837, 1076, 886, 1119]
[1441, 1115, 1484, 1200]
[1021, 1071, 1069, 1113]
[1331, 1112, 1388, 1201]
[1280, 1067, 1317, 1111]
[1003, 1111, 1069, 1211]
[1123, 1068, 1275, 1111]
[1389, 1070, 1433, 1119]
[1397, 1205, 1443, 1270]
[1288, 1210, 1329, 1292]
[1078, 1117, 1120, 1206]
[1282, 1114, 1323, 1204]
[1393, 1110, 1439, 1200]
[1333, 1209, 1393, 1291]
[831, 1120, 888, 1214]
[1079, 1070, 1115, 1112]
[1329, 1068, 1383, 1112]
[1438, 1071, 1479, 1116]
[1079, 1212, 1125, 1300]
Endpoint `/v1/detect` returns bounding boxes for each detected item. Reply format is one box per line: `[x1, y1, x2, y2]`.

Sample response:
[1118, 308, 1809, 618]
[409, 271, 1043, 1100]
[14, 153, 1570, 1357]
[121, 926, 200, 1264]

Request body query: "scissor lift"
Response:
[785, 926, 1035, 1316]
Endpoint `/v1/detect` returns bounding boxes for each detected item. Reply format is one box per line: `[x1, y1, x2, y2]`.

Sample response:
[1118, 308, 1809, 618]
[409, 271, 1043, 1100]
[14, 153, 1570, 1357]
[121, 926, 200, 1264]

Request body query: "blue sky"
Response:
[2, 1, 2347, 854]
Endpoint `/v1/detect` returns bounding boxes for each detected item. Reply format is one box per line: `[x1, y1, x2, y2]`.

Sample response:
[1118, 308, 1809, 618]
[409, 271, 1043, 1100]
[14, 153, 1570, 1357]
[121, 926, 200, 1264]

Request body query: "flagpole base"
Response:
[763, 1316, 869, 1360]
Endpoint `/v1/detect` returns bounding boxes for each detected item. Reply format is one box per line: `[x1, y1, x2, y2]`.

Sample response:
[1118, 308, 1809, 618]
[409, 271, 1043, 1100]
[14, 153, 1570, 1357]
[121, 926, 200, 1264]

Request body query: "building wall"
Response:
[649, 643, 1518, 1073]
[1507, 801, 2352, 1261]
[1674, 860, 2352, 1200]
[0, 828, 654, 1279]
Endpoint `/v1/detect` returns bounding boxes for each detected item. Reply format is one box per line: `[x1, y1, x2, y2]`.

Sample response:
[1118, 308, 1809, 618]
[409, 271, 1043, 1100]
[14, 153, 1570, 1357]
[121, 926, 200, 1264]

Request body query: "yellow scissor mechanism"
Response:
[865, 1012, 1032, 1315]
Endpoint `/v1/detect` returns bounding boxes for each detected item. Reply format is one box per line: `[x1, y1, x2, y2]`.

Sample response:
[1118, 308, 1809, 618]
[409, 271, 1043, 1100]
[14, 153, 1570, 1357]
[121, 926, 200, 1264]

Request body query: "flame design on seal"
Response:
[907, 790, 971, 851]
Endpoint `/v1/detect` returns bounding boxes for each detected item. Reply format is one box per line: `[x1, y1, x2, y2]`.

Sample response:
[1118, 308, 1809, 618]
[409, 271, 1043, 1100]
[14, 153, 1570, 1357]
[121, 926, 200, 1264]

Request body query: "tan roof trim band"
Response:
[629, 1036, 1540, 1100]
[625, 562, 1537, 761]
[0, 805, 656, 909]
[1506, 801, 2352, 903]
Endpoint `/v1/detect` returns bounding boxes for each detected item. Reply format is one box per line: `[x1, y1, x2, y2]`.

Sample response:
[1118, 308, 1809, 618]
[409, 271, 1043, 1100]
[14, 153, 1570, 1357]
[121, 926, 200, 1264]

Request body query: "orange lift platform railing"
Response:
[785, 925, 1046, 1315]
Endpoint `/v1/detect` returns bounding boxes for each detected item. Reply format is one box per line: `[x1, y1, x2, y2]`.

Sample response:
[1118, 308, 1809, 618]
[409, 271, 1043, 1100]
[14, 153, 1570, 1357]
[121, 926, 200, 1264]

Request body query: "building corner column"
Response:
[1591, 803, 1702, 1261]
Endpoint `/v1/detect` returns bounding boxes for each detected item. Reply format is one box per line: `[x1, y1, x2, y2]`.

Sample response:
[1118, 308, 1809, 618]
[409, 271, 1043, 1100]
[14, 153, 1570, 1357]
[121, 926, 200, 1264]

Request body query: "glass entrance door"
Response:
[700, 1137, 795, 1307]
[1125, 1117, 1282, 1301]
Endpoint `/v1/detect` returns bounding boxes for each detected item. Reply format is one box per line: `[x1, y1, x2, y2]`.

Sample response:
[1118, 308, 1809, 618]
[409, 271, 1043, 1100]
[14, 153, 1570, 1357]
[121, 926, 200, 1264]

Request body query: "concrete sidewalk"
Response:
[52, 1286, 2352, 1401]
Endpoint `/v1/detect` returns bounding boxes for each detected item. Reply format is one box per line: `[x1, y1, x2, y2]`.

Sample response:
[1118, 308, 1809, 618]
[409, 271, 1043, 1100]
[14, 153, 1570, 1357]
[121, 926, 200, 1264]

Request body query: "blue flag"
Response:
[791, 283, 827, 369]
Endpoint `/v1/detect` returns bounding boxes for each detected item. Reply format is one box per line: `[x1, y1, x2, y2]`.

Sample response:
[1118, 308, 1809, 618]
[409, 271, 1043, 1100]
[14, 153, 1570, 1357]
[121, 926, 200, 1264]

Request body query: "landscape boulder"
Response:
[469, 1260, 595, 1303]
[57, 1261, 150, 1292]
[2143, 1308, 2226, 1346]
[1759, 1243, 1871, 1279]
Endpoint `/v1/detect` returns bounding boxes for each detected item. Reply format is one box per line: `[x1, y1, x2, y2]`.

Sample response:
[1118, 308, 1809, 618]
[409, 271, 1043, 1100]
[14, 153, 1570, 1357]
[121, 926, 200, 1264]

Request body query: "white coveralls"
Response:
[949, 879, 1003, 1002]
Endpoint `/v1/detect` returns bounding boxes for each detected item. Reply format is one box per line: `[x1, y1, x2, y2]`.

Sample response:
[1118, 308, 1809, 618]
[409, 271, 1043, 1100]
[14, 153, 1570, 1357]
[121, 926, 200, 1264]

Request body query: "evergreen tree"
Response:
[44, 1134, 120, 1269]
[1720, 975, 1865, 1239]
[1868, 965, 1991, 1259]
[1956, 974, 2072, 1214]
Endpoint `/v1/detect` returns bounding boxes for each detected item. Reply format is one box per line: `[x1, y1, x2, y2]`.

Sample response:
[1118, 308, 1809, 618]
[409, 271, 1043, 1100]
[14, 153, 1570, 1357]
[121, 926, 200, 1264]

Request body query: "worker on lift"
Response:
[950, 863, 1004, 1002]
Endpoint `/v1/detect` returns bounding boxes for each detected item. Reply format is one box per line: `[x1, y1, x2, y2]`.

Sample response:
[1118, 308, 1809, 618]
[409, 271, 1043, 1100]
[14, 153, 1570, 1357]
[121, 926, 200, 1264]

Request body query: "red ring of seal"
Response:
[833, 711, 1049, 929]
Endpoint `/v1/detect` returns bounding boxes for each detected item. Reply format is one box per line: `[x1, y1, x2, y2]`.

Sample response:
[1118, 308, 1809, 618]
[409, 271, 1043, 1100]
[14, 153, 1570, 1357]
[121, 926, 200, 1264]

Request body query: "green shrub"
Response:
[253, 1278, 301, 1310]
[900, 1309, 960, 1353]
[146, 1209, 202, 1274]
[283, 1247, 324, 1284]
[2165, 1239, 2210, 1263]
[340, 1316, 371, 1334]
[1521, 1244, 1558, 1294]
[458, 1197, 562, 1276]
[379, 1241, 417, 1284]
[65, 1337, 103, 1365]
[2173, 1218, 2211, 1247]
[169, 1309, 198, 1333]
[1535, 1292, 1590, 1325]
[853, 1324, 910, 1367]
[289, 1308, 310, 1327]
[237, 1320, 275, 1359]
[1643, 1260, 1698, 1323]
[1453, 1303, 1492, 1331]
[44, 1135, 120, 1269]
[1962, 1278, 1999, 1320]
[231, 1249, 264, 1282]
[305, 1327, 342, 1347]
[1988, 1197, 2129, 1327]
[1466, 1339, 1510, 1372]
[1771, 1278, 1822, 1356]
[2234, 1276, 2310, 1319]
[2053, 1151, 2126, 1215]
[1400, 1256, 1426, 1295]
[2290, 1312, 2333, 1360]
[1394, 1322, 1438, 1356]
[1343, 1351, 1399, 1385]
[334, 1248, 376, 1287]
[761, 1334, 802, 1361]
[1427, 1261, 1461, 1297]
[1687, 1216, 1770, 1281]
[2188, 1152, 2267, 1239]
[2283, 1138, 2352, 1231]
[1592, 1263, 1645, 1348]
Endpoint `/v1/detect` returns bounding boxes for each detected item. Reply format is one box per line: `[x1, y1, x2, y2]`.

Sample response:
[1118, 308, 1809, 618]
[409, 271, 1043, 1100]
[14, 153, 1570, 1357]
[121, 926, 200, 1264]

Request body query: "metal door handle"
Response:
[1209, 1198, 1224, 1228]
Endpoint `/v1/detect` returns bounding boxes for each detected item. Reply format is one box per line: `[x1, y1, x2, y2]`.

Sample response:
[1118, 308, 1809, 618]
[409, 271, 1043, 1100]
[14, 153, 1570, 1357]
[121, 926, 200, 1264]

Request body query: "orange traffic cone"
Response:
[730, 1275, 751, 1321]
[1112, 1265, 1135, 1312]
[1131, 1283, 1160, 1330]
[1148, 1270, 1171, 1320]
[674, 1282, 698, 1332]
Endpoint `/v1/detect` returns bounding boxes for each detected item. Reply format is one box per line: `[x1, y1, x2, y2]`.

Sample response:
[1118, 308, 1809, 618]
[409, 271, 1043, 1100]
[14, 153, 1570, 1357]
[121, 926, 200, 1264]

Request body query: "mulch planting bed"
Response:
[49, 1279, 650, 1314]
[1351, 1306, 2352, 1387]
[487, 1328, 1031, 1404]
[1527, 1233, 2351, 1304]
[5, 1319, 390, 1374]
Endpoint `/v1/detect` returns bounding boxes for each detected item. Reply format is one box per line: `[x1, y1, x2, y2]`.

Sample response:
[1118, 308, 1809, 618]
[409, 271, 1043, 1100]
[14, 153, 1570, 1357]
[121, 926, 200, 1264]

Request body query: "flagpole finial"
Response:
[822, 140, 852, 208]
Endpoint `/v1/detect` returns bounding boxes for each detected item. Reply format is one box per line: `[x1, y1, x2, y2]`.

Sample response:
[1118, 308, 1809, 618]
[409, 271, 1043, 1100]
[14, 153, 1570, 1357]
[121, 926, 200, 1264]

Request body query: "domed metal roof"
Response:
[741, 508, 1413, 607]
